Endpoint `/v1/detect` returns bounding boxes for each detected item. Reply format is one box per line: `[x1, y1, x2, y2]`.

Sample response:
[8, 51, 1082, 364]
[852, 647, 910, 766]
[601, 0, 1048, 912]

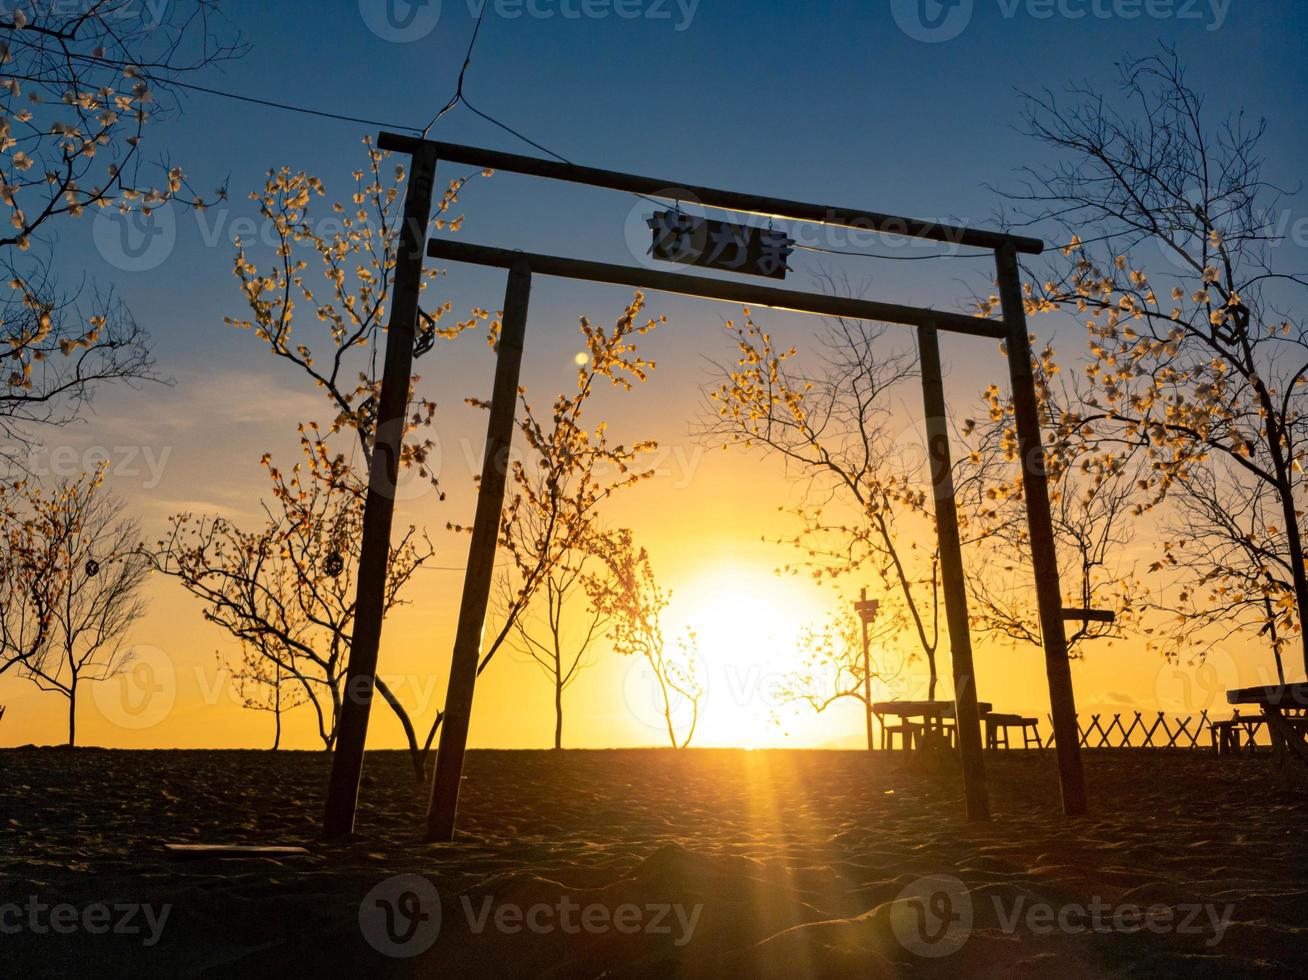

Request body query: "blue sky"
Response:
[64, 0, 1308, 379]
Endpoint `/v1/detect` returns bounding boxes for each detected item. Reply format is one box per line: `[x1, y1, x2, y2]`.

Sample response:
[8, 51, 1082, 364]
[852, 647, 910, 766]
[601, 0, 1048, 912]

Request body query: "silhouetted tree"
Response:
[1, 2, 240, 457]
[956, 347, 1142, 657]
[702, 308, 947, 699]
[0, 469, 148, 745]
[160, 145, 480, 772]
[414, 298, 661, 751]
[1004, 49, 1308, 677]
[152, 429, 431, 766]
[586, 529, 701, 749]
[775, 601, 908, 742]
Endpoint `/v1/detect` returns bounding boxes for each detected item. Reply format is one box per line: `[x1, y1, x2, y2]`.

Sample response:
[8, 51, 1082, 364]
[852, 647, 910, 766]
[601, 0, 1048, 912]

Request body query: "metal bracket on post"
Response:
[323, 137, 439, 840]
[995, 243, 1087, 817]
[426, 258, 534, 842]
[918, 323, 990, 822]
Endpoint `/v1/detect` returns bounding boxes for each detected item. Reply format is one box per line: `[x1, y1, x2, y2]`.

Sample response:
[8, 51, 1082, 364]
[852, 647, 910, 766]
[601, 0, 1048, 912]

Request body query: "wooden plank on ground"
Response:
[163, 844, 310, 860]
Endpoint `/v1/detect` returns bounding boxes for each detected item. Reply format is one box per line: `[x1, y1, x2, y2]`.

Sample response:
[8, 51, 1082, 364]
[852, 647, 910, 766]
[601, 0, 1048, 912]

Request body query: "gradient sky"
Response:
[3, 0, 1306, 749]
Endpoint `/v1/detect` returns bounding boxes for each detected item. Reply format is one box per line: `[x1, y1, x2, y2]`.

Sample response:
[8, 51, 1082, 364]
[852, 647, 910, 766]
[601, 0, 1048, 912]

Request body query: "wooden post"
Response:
[323, 141, 438, 839]
[425, 260, 533, 842]
[995, 242, 1087, 816]
[917, 324, 990, 822]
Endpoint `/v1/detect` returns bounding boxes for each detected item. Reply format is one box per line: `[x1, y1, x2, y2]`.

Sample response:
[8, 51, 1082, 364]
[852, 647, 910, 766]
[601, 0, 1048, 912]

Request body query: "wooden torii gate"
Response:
[322, 131, 1087, 842]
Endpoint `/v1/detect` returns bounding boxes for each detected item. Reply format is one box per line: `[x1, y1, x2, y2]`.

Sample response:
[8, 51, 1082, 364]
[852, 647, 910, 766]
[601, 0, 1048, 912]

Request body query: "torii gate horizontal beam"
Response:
[425, 238, 1006, 340]
[379, 132, 1044, 256]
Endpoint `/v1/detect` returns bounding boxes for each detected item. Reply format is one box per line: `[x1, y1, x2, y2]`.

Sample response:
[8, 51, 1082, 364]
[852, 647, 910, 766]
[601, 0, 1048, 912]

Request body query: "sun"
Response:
[668, 564, 825, 748]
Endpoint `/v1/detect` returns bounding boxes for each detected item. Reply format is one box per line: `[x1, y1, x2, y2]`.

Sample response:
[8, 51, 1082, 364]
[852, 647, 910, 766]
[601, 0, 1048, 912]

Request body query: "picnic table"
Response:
[1227, 684, 1308, 785]
[871, 700, 993, 752]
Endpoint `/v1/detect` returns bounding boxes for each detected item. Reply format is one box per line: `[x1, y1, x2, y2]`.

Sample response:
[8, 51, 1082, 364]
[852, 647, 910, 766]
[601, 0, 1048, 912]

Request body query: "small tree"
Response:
[775, 600, 908, 744]
[586, 529, 701, 749]
[229, 641, 307, 752]
[0, 469, 148, 745]
[160, 144, 483, 769]
[152, 429, 431, 766]
[702, 309, 947, 699]
[956, 350, 1142, 656]
[509, 555, 607, 749]
[469, 298, 659, 748]
[414, 297, 660, 750]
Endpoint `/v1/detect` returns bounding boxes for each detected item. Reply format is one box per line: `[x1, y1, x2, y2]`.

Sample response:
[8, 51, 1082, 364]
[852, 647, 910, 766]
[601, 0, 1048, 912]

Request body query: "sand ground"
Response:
[1, 747, 1305, 978]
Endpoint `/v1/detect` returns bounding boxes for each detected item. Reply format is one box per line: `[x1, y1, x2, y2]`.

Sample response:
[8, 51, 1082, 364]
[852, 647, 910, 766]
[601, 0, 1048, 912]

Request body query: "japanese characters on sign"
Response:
[648, 210, 795, 280]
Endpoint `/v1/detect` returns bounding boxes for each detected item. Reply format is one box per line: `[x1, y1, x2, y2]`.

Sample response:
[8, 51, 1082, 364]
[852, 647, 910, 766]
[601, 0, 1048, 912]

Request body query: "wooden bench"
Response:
[1227, 684, 1308, 786]
[875, 714, 915, 751]
[984, 713, 1041, 750]
[1210, 711, 1267, 755]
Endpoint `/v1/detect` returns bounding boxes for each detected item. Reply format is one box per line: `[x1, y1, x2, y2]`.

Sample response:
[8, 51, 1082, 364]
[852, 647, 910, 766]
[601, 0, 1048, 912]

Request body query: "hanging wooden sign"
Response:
[648, 211, 794, 280]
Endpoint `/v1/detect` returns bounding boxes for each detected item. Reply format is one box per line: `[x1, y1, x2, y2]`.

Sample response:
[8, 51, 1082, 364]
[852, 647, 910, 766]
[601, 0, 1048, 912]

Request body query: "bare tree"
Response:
[701, 306, 948, 698]
[161, 146, 484, 772]
[774, 601, 908, 743]
[229, 641, 307, 752]
[586, 529, 701, 749]
[423, 297, 661, 749]
[1003, 48, 1308, 676]
[956, 347, 1142, 656]
[1, 3, 241, 456]
[509, 555, 607, 749]
[0, 469, 148, 745]
[151, 428, 432, 768]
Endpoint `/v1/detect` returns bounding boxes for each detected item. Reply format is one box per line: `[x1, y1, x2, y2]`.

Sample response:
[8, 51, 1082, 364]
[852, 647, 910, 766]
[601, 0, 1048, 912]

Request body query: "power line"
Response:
[422, 2, 491, 136]
[95, 51, 992, 266]
[54, 49, 426, 132]
[162, 77, 423, 132]
[794, 242, 993, 261]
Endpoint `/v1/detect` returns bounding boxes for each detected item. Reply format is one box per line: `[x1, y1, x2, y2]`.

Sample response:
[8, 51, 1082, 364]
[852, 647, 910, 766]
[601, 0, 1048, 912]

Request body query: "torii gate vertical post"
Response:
[918, 324, 990, 822]
[323, 139, 438, 839]
[995, 242, 1087, 816]
[426, 259, 533, 842]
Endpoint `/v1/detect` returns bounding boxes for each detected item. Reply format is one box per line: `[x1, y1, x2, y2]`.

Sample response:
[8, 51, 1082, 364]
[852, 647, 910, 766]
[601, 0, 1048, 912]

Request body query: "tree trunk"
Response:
[374, 676, 427, 782]
[1275, 481, 1308, 679]
[67, 684, 76, 747]
[272, 664, 282, 750]
[554, 677, 563, 750]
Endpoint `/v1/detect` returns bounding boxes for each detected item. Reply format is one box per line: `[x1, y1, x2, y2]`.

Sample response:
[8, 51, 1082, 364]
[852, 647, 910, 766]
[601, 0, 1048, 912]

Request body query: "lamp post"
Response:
[855, 588, 880, 751]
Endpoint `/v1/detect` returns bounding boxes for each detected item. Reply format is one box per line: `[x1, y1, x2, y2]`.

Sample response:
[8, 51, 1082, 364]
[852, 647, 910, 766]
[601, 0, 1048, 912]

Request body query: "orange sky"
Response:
[0, 287, 1271, 752]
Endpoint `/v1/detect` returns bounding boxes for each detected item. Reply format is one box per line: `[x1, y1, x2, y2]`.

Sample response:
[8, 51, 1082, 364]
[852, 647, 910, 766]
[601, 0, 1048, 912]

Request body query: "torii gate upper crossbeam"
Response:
[379, 132, 1044, 256]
